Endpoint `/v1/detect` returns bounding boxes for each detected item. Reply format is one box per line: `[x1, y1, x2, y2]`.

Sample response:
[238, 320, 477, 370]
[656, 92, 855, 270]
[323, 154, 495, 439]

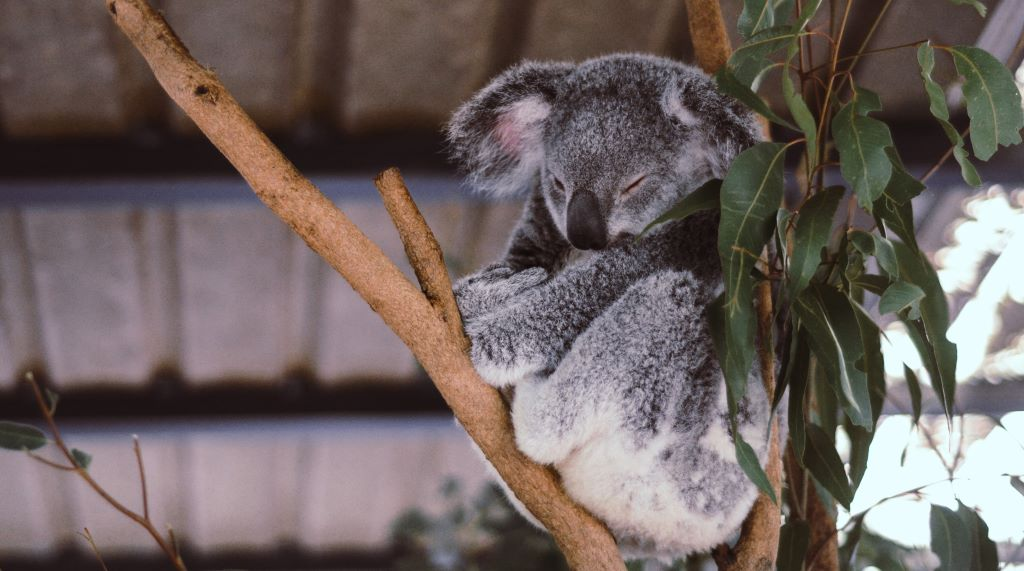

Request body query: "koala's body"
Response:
[447, 54, 772, 561]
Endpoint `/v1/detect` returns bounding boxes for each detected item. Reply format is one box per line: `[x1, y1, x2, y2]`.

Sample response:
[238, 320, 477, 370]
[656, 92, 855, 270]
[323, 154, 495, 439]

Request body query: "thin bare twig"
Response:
[26, 450, 77, 471]
[79, 528, 110, 571]
[133, 435, 151, 522]
[24, 373, 186, 571]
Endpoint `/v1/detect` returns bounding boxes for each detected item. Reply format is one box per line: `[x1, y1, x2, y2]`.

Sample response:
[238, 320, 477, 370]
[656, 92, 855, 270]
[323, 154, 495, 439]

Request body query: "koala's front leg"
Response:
[453, 265, 549, 323]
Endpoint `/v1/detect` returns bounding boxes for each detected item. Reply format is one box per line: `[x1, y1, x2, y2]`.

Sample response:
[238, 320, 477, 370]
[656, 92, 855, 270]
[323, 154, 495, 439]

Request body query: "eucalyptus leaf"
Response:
[642, 179, 721, 235]
[788, 186, 843, 299]
[851, 295, 886, 427]
[0, 421, 47, 451]
[832, 87, 895, 208]
[738, 0, 782, 39]
[948, 45, 1024, 161]
[735, 432, 778, 504]
[846, 421, 872, 492]
[948, 0, 986, 16]
[777, 519, 810, 571]
[715, 68, 796, 129]
[917, 42, 981, 186]
[787, 329, 811, 462]
[782, 43, 818, 173]
[872, 153, 926, 251]
[793, 284, 874, 428]
[904, 364, 923, 424]
[71, 448, 92, 470]
[930, 504, 970, 571]
[718, 142, 788, 408]
[728, 26, 799, 87]
[805, 424, 853, 509]
[894, 241, 957, 424]
[956, 501, 998, 571]
[879, 281, 926, 315]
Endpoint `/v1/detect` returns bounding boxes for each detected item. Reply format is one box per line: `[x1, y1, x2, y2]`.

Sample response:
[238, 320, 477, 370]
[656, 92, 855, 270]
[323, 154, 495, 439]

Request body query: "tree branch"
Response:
[684, 0, 733, 74]
[104, 1, 623, 568]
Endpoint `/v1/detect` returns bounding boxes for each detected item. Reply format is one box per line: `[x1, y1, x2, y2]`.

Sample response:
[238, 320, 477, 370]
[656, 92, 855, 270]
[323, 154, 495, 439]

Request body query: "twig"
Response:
[24, 373, 186, 571]
[79, 528, 110, 571]
[26, 450, 77, 471]
[133, 435, 151, 522]
[920, 126, 970, 183]
[373, 168, 469, 352]
[104, 1, 623, 568]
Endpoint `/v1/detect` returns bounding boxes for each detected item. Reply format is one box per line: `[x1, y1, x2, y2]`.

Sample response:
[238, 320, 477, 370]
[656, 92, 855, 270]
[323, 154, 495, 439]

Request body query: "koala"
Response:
[446, 53, 772, 561]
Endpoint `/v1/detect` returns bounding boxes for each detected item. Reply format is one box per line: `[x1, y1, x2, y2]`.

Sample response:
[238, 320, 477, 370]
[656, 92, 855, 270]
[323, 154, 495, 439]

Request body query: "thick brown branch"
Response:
[373, 168, 469, 353]
[684, 0, 733, 74]
[105, 1, 623, 568]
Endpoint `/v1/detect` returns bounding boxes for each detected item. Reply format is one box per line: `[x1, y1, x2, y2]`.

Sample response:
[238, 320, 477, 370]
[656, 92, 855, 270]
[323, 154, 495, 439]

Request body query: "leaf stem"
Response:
[920, 125, 970, 182]
[133, 435, 151, 522]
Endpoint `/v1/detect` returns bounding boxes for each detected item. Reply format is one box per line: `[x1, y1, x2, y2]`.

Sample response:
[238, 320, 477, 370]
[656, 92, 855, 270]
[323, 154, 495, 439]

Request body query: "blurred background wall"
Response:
[0, 0, 1023, 569]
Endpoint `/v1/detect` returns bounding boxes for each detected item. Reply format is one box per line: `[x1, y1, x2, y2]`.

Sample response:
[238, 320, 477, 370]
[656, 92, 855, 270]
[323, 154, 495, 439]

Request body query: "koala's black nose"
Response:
[566, 191, 608, 250]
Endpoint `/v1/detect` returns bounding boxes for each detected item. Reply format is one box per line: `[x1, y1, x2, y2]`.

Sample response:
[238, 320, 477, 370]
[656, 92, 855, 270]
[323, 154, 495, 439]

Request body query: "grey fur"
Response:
[446, 54, 770, 561]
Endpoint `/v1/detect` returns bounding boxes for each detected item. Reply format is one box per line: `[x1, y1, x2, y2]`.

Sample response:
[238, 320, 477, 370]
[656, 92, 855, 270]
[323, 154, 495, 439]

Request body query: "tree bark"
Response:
[104, 1, 623, 569]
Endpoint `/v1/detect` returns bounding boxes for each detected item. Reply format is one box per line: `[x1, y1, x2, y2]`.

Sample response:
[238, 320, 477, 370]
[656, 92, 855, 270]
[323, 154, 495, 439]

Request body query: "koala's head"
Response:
[446, 53, 762, 251]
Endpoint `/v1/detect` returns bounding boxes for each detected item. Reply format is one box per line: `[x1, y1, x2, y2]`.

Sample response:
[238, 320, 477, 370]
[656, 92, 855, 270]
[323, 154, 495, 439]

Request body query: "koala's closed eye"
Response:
[620, 175, 647, 197]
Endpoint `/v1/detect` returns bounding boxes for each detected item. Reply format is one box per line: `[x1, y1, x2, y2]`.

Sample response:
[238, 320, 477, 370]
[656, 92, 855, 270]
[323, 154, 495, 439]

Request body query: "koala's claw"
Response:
[454, 265, 548, 321]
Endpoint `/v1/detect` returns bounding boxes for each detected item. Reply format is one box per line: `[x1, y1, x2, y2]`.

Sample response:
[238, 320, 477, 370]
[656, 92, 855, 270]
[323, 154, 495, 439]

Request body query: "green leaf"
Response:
[728, 26, 799, 87]
[948, 0, 987, 16]
[879, 281, 926, 315]
[735, 433, 778, 504]
[917, 42, 981, 186]
[794, 0, 822, 29]
[832, 87, 895, 208]
[904, 364, 923, 424]
[71, 448, 92, 470]
[45, 388, 60, 415]
[793, 284, 874, 428]
[0, 421, 47, 451]
[948, 45, 1024, 161]
[930, 504, 971, 571]
[777, 520, 810, 571]
[787, 331, 810, 463]
[718, 142, 788, 407]
[782, 44, 818, 174]
[804, 424, 853, 509]
[849, 230, 899, 279]
[894, 241, 957, 424]
[715, 68, 796, 129]
[872, 153, 926, 251]
[956, 501, 998, 571]
[737, 0, 785, 39]
[852, 274, 890, 296]
[775, 208, 793, 275]
[846, 421, 872, 492]
[642, 179, 721, 235]
[851, 294, 886, 428]
[788, 186, 843, 299]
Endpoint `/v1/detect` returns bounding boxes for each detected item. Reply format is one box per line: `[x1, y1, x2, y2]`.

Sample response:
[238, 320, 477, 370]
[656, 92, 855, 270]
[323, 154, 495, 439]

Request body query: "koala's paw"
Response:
[454, 264, 548, 322]
[465, 316, 549, 388]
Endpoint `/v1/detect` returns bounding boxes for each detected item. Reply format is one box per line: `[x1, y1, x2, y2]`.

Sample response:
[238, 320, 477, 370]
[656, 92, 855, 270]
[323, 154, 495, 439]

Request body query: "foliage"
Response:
[654, 0, 1023, 568]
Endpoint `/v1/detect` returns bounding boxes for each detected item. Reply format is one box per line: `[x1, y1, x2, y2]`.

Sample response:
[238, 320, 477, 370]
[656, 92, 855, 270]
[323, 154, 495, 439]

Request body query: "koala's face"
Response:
[447, 54, 760, 251]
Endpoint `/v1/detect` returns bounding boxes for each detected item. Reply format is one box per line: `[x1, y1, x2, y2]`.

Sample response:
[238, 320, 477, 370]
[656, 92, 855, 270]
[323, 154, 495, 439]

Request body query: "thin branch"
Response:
[24, 373, 185, 571]
[79, 528, 110, 571]
[26, 450, 77, 471]
[133, 435, 151, 522]
[834, 0, 896, 94]
[374, 168, 468, 352]
[104, 1, 623, 568]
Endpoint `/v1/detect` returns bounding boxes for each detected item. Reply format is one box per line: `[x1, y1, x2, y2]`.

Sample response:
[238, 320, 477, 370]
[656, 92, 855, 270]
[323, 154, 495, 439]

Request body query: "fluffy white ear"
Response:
[446, 61, 573, 197]
[660, 84, 701, 128]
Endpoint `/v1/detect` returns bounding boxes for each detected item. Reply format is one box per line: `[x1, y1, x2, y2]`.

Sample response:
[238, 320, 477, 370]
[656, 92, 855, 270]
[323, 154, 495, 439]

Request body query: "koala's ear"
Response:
[662, 70, 764, 179]
[446, 61, 574, 197]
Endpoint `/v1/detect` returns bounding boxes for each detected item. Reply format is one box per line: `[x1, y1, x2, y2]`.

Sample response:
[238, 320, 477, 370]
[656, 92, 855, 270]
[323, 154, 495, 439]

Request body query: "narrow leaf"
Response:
[904, 364, 923, 424]
[787, 329, 811, 462]
[930, 504, 971, 571]
[778, 520, 810, 571]
[788, 186, 843, 298]
[832, 87, 895, 208]
[715, 68, 796, 129]
[71, 448, 92, 470]
[737, 0, 776, 39]
[805, 424, 853, 509]
[728, 26, 799, 87]
[917, 42, 981, 186]
[879, 281, 926, 315]
[735, 433, 778, 504]
[0, 421, 47, 451]
[793, 284, 874, 428]
[846, 421, 872, 492]
[872, 153, 926, 251]
[949, 45, 1024, 161]
[642, 179, 721, 235]
[718, 142, 788, 408]
[851, 293, 887, 427]
[783, 43, 818, 173]
[948, 0, 987, 16]
[894, 241, 957, 424]
[956, 501, 999, 571]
